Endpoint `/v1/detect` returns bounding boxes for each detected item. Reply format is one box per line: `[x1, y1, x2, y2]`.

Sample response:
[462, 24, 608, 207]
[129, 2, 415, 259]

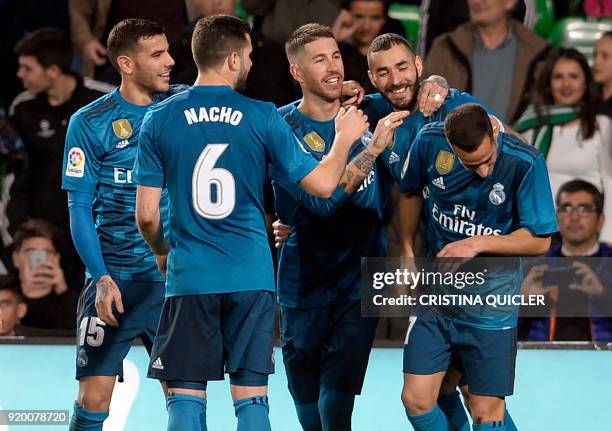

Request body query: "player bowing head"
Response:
[367, 33, 423, 111]
[444, 103, 499, 178]
[286, 24, 345, 103]
[191, 14, 252, 91]
[107, 18, 175, 94]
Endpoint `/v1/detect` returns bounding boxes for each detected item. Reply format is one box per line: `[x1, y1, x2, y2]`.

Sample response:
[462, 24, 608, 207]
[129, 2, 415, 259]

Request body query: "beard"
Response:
[386, 78, 420, 112]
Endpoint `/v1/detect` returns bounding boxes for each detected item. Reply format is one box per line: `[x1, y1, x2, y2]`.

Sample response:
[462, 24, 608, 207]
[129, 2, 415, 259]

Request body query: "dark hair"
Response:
[192, 14, 250, 70]
[14, 27, 73, 74]
[444, 103, 493, 152]
[285, 23, 335, 63]
[534, 47, 598, 139]
[368, 32, 415, 57]
[556, 179, 604, 214]
[13, 219, 59, 252]
[0, 275, 24, 302]
[601, 31, 612, 40]
[107, 18, 165, 70]
[344, 0, 390, 14]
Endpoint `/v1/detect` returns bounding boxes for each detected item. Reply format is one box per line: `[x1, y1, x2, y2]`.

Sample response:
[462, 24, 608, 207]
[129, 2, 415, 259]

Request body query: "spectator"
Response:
[515, 48, 612, 242]
[423, 0, 548, 123]
[594, 31, 612, 116]
[9, 28, 113, 291]
[69, 0, 199, 81]
[521, 180, 612, 342]
[333, 0, 405, 93]
[171, 0, 239, 85]
[0, 108, 26, 271]
[417, 0, 528, 57]
[0, 275, 27, 337]
[11, 219, 78, 331]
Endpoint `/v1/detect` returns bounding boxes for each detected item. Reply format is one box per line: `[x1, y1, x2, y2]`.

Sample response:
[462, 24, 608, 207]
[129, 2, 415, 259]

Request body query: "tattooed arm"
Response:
[337, 110, 411, 194]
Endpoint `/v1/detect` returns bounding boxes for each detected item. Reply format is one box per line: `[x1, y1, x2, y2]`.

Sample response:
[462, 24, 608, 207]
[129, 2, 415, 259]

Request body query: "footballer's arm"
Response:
[136, 185, 170, 273]
[437, 228, 551, 258]
[398, 192, 422, 257]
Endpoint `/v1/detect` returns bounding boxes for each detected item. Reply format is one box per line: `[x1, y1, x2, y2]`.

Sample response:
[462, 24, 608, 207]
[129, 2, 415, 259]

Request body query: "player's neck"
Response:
[476, 19, 510, 50]
[194, 70, 234, 88]
[298, 93, 341, 122]
[119, 80, 156, 106]
[46, 73, 76, 107]
[563, 238, 599, 256]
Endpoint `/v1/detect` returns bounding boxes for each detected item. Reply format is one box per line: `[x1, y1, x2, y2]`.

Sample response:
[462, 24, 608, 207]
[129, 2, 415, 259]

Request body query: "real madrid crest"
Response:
[489, 182, 506, 205]
[112, 119, 133, 140]
[303, 131, 325, 152]
[435, 150, 455, 175]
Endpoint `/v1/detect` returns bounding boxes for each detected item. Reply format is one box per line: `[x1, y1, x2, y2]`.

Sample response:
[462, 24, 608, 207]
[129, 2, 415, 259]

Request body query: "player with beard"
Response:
[274, 33, 499, 431]
[133, 15, 370, 431]
[270, 24, 416, 431]
[62, 19, 184, 431]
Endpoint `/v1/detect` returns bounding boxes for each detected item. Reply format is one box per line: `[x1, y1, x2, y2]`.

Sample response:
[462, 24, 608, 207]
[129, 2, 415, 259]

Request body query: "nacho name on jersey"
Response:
[184, 106, 243, 126]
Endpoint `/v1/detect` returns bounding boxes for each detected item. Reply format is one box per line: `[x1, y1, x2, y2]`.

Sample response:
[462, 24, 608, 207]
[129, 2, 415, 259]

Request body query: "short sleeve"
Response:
[399, 130, 428, 194]
[516, 154, 558, 235]
[134, 110, 165, 188]
[62, 113, 104, 193]
[265, 109, 318, 183]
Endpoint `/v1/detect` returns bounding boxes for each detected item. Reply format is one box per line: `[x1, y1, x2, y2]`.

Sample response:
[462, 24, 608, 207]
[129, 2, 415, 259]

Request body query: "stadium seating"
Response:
[388, 3, 420, 48]
[549, 17, 612, 62]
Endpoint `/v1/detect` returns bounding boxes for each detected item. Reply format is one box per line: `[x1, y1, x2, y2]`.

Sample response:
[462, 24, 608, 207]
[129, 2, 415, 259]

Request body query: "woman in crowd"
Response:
[515, 47, 612, 242]
[594, 31, 612, 116]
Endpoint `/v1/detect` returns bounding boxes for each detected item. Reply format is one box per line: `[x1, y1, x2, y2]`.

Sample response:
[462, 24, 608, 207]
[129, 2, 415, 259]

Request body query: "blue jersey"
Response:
[361, 90, 492, 181]
[134, 85, 318, 297]
[62, 87, 185, 281]
[400, 123, 557, 329]
[271, 105, 389, 308]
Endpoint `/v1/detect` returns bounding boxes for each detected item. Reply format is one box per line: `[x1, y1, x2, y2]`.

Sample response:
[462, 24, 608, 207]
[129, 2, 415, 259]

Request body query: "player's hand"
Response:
[332, 9, 357, 42]
[95, 275, 124, 328]
[569, 261, 604, 296]
[417, 76, 448, 117]
[521, 264, 555, 296]
[272, 220, 291, 248]
[436, 237, 480, 273]
[335, 106, 369, 146]
[83, 39, 107, 66]
[341, 80, 365, 107]
[370, 111, 411, 155]
[155, 254, 168, 277]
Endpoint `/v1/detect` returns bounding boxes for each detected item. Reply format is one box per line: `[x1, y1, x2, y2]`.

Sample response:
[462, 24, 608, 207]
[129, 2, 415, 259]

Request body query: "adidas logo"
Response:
[388, 151, 400, 164]
[116, 139, 130, 149]
[152, 357, 164, 370]
[432, 177, 445, 190]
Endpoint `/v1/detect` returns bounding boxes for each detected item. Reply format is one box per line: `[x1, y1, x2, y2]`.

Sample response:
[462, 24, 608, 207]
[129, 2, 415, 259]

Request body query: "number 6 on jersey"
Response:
[192, 143, 236, 219]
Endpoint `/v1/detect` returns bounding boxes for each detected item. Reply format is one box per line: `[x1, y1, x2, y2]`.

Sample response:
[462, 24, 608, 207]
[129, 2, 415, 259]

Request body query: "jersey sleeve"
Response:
[62, 113, 104, 193]
[398, 130, 429, 194]
[265, 109, 318, 183]
[516, 154, 558, 235]
[133, 110, 165, 188]
[272, 165, 350, 217]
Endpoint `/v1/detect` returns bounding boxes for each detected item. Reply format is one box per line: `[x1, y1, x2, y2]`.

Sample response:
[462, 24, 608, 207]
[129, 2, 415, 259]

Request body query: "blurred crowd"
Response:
[0, 0, 610, 342]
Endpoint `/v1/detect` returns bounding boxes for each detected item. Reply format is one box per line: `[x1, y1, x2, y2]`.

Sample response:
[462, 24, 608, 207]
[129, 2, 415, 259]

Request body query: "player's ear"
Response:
[289, 64, 304, 84]
[227, 51, 241, 72]
[414, 55, 423, 77]
[11, 250, 20, 270]
[597, 212, 605, 232]
[116, 55, 134, 75]
[367, 69, 376, 88]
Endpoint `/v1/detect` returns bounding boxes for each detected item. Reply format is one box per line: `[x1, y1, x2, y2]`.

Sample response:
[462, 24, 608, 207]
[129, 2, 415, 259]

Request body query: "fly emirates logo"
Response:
[432, 203, 502, 236]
